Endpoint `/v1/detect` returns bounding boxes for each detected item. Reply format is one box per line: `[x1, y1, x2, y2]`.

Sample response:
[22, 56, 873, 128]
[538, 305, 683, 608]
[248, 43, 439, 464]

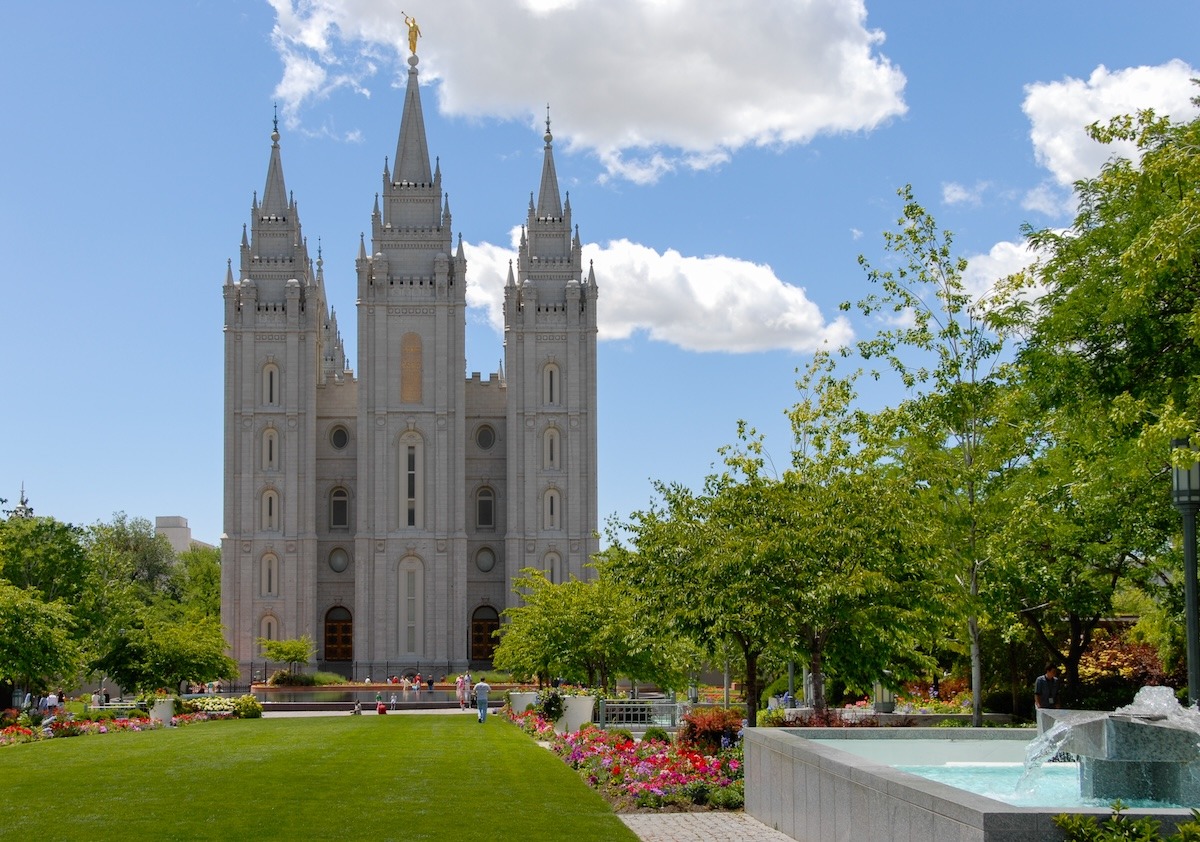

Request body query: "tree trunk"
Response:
[810, 634, 827, 713]
[969, 613, 983, 727]
[740, 639, 761, 727]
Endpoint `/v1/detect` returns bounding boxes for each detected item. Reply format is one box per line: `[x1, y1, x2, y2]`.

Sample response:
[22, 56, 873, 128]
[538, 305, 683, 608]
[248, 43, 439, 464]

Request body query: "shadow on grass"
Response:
[0, 715, 638, 841]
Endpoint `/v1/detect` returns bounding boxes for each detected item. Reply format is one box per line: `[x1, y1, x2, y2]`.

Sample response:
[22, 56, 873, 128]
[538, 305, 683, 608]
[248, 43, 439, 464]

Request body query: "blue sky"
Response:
[2, 1, 1197, 544]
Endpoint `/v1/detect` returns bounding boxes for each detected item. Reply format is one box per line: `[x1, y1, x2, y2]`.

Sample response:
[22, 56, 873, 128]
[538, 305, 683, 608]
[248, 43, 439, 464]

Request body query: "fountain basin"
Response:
[744, 727, 1195, 841]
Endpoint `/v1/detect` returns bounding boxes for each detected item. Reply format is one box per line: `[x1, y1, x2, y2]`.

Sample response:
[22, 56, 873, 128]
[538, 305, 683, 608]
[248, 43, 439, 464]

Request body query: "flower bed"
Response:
[506, 707, 744, 811]
[0, 695, 259, 747]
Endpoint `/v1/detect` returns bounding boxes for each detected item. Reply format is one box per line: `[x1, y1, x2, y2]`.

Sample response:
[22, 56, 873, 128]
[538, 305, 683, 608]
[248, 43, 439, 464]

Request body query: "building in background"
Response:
[220, 50, 599, 681]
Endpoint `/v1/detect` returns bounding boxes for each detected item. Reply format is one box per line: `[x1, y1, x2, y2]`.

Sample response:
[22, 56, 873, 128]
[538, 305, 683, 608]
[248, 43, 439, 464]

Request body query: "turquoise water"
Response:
[896, 762, 1182, 809]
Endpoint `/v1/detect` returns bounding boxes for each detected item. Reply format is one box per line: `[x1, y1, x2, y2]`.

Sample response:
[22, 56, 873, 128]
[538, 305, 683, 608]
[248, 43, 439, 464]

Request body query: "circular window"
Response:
[330, 426, 349, 449]
[476, 425, 495, 450]
[329, 548, 350, 573]
[475, 547, 496, 573]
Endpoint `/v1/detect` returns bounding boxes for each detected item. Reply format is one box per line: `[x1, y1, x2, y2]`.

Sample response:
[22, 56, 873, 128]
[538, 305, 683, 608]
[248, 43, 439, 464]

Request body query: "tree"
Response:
[258, 635, 316, 674]
[97, 606, 237, 694]
[847, 186, 1013, 725]
[0, 514, 91, 606]
[0, 581, 79, 693]
[171, 546, 222, 618]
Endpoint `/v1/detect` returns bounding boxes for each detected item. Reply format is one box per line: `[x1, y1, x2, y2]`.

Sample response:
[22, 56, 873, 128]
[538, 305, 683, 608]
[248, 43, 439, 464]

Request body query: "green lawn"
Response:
[0, 715, 639, 841]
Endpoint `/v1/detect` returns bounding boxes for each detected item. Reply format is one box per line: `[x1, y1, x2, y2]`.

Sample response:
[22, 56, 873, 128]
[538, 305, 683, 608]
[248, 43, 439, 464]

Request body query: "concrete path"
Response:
[620, 812, 793, 842]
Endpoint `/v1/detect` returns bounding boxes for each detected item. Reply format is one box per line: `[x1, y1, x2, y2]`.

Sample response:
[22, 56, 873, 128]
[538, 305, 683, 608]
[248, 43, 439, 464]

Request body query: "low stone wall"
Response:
[743, 727, 1192, 842]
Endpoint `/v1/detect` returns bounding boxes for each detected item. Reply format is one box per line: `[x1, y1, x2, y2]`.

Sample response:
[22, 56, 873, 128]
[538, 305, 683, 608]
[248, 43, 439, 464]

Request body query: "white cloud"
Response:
[1023, 60, 1199, 188]
[266, 0, 907, 182]
[464, 234, 851, 354]
[942, 180, 990, 206]
[963, 240, 1038, 302]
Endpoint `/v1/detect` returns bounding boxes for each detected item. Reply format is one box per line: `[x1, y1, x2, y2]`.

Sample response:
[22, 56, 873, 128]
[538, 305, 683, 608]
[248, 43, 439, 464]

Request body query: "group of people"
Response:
[23, 689, 70, 713]
[453, 673, 492, 722]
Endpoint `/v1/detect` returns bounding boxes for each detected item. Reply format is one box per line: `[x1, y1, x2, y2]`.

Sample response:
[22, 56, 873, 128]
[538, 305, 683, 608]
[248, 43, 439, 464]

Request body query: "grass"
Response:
[0, 714, 638, 841]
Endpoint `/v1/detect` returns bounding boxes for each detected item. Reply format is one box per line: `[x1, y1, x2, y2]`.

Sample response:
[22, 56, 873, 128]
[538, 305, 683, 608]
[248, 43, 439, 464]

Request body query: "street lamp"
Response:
[1171, 438, 1200, 706]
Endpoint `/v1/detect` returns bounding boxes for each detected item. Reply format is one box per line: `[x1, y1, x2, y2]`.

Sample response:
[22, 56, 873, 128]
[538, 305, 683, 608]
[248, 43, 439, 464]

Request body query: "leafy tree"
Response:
[170, 546, 222, 618]
[97, 606, 237, 694]
[0, 515, 91, 606]
[0, 581, 79, 693]
[846, 186, 1013, 725]
[258, 635, 316, 674]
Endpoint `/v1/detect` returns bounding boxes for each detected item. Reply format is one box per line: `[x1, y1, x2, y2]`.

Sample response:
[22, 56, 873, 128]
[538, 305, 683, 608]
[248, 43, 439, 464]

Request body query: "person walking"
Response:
[473, 676, 491, 723]
[455, 674, 467, 710]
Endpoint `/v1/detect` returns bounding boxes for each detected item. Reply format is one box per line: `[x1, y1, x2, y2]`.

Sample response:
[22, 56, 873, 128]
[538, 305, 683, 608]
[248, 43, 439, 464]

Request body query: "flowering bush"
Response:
[677, 707, 744, 755]
[551, 725, 743, 810]
[509, 708, 555, 739]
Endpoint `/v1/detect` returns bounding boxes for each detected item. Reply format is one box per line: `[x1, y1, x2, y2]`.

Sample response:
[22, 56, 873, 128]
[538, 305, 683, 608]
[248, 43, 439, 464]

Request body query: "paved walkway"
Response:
[620, 812, 793, 841]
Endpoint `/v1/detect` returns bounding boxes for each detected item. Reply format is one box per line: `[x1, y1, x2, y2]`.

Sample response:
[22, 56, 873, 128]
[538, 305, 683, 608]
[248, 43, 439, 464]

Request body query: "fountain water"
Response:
[1032, 686, 1200, 804]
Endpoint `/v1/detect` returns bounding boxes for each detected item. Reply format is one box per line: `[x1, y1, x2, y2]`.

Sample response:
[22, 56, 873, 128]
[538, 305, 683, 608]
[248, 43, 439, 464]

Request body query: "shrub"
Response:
[537, 689, 565, 722]
[707, 781, 744, 809]
[1054, 804, 1200, 840]
[678, 707, 744, 755]
[233, 695, 264, 718]
[267, 670, 316, 686]
[641, 726, 671, 744]
[313, 671, 349, 686]
[607, 728, 634, 743]
[757, 707, 788, 727]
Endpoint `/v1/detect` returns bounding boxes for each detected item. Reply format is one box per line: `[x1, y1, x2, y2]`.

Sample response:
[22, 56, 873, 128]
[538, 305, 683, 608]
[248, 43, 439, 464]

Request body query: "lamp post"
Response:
[1171, 438, 1200, 706]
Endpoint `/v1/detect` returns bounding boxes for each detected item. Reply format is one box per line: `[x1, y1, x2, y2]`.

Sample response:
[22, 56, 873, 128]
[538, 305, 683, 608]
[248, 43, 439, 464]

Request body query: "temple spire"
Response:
[536, 104, 563, 219]
[261, 110, 289, 217]
[393, 55, 433, 185]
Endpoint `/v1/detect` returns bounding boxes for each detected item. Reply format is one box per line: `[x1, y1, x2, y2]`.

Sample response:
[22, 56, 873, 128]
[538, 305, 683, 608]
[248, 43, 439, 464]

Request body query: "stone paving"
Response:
[620, 812, 793, 842]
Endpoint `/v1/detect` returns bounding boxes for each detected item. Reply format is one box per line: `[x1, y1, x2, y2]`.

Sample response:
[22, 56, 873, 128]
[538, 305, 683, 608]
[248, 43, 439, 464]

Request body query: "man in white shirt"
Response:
[473, 677, 491, 723]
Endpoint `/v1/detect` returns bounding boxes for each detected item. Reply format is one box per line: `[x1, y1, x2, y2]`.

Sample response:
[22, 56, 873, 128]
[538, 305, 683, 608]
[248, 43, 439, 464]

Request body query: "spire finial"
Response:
[544, 104, 553, 145]
[272, 103, 280, 143]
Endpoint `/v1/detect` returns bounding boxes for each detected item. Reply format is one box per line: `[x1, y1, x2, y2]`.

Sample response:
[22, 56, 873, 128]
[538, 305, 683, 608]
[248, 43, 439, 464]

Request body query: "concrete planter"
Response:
[509, 692, 538, 714]
[150, 698, 175, 724]
[556, 694, 596, 733]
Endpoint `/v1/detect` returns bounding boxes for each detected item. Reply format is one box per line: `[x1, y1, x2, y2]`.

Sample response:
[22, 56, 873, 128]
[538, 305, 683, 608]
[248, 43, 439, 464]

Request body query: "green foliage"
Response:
[641, 726, 671, 744]
[1054, 804, 1200, 841]
[258, 635, 316, 673]
[607, 728, 635, 743]
[232, 695, 264, 718]
[170, 546, 222, 618]
[537, 689, 566, 722]
[0, 580, 79, 690]
[97, 608, 238, 694]
[267, 669, 315, 686]
[757, 707, 787, 727]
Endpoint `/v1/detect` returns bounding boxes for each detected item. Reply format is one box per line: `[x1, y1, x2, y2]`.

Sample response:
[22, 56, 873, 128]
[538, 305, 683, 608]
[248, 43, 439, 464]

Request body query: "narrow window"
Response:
[263, 363, 281, 407]
[330, 487, 349, 530]
[477, 488, 495, 530]
[544, 552, 562, 584]
[261, 554, 279, 597]
[406, 447, 417, 526]
[262, 490, 280, 531]
[263, 429, 278, 470]
[543, 428, 560, 470]
[543, 363, 560, 405]
[544, 489, 560, 530]
[260, 615, 277, 644]
[398, 558, 424, 656]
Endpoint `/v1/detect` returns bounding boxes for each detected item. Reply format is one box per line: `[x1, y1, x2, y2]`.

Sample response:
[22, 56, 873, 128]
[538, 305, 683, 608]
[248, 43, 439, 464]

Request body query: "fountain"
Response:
[743, 688, 1200, 841]
[1034, 686, 1200, 804]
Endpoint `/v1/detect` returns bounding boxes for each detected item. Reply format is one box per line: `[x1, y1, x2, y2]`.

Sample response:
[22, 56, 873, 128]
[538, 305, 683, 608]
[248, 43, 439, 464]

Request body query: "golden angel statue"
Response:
[402, 13, 421, 55]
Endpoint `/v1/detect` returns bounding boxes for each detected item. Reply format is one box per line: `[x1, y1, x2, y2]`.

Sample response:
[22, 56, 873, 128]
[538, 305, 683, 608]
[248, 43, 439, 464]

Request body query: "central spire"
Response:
[393, 55, 433, 185]
[536, 104, 563, 219]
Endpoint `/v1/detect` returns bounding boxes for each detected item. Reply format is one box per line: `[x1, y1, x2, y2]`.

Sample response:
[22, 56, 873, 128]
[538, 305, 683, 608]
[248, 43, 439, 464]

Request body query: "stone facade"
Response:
[220, 54, 599, 682]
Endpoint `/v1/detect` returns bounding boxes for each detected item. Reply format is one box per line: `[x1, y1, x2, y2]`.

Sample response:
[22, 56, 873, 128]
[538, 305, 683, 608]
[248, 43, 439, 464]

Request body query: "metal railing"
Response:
[597, 699, 682, 730]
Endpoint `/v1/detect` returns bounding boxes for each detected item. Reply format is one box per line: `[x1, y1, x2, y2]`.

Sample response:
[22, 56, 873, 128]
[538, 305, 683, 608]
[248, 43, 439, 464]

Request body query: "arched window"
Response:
[401, 332, 422, 403]
[543, 551, 562, 585]
[476, 487, 495, 530]
[543, 427, 561, 470]
[398, 557, 424, 656]
[324, 606, 352, 661]
[262, 428, 279, 470]
[399, 431, 424, 528]
[543, 362, 560, 405]
[262, 489, 280, 531]
[259, 614, 279, 646]
[263, 362, 281, 407]
[543, 488, 561, 530]
[471, 605, 500, 662]
[329, 487, 349, 530]
[261, 553, 279, 596]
